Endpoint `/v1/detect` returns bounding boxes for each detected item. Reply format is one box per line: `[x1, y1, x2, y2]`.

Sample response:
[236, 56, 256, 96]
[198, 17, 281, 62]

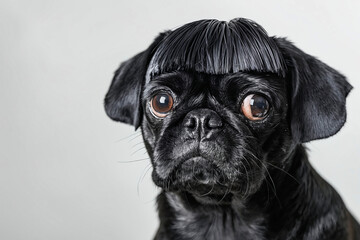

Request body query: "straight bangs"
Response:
[148, 18, 285, 77]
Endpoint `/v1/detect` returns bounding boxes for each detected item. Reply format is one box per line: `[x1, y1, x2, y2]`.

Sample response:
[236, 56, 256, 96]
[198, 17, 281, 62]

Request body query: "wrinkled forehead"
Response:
[146, 18, 285, 83]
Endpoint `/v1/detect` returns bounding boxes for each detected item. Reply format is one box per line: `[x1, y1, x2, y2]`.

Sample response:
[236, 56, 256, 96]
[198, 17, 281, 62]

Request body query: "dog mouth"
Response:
[164, 157, 237, 204]
[163, 155, 234, 195]
[172, 156, 219, 183]
[152, 139, 264, 202]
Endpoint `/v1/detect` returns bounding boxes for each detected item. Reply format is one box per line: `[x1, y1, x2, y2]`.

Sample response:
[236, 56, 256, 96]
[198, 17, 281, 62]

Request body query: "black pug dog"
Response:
[105, 18, 360, 239]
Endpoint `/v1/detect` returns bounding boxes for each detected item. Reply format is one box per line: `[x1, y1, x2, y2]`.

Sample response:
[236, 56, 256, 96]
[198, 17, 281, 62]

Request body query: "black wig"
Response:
[148, 18, 286, 78]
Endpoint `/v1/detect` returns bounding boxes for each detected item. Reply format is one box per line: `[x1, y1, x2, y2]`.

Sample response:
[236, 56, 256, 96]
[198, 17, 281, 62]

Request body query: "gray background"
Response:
[0, 0, 359, 239]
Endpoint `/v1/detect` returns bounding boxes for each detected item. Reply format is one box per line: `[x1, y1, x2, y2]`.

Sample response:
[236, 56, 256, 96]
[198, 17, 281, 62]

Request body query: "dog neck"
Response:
[154, 145, 347, 240]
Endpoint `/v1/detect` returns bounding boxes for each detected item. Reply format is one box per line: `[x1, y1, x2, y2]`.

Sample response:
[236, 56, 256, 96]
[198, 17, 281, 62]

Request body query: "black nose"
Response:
[183, 109, 223, 140]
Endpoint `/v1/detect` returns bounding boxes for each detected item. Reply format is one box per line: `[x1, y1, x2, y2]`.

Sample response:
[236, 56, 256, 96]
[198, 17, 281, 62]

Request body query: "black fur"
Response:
[105, 18, 359, 239]
[104, 32, 168, 128]
[274, 37, 352, 142]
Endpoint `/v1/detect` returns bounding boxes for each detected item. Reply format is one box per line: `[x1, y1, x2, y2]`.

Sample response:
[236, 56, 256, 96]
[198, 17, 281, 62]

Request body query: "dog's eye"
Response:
[241, 94, 269, 121]
[150, 93, 174, 118]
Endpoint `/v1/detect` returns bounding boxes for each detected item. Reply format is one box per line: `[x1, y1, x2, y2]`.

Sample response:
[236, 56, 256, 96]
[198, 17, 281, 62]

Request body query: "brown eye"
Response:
[150, 93, 174, 118]
[241, 94, 269, 121]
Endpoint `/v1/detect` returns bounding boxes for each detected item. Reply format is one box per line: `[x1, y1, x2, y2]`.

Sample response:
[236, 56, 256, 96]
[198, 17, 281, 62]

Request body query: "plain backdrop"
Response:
[0, 0, 359, 239]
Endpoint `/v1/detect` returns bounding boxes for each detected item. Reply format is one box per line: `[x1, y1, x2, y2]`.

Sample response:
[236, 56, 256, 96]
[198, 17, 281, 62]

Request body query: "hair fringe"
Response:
[148, 18, 285, 77]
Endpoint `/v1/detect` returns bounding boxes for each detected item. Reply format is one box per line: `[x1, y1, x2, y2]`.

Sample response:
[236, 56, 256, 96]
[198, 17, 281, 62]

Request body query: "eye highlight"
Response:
[150, 93, 174, 118]
[241, 94, 269, 121]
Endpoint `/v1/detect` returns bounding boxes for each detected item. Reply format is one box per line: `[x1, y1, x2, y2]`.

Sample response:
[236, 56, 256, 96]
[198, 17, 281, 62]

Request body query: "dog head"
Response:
[105, 18, 352, 203]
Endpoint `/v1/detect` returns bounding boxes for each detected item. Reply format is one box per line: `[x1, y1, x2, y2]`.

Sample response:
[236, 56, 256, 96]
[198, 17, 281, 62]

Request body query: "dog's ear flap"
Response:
[274, 38, 352, 143]
[104, 32, 168, 129]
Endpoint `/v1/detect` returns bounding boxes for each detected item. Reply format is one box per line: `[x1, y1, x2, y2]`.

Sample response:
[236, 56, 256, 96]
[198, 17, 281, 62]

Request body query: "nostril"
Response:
[184, 117, 196, 128]
[195, 171, 205, 181]
[207, 117, 223, 129]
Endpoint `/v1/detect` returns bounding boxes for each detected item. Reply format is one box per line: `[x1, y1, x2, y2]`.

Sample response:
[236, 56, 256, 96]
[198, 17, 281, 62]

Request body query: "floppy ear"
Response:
[274, 38, 352, 143]
[104, 33, 168, 129]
